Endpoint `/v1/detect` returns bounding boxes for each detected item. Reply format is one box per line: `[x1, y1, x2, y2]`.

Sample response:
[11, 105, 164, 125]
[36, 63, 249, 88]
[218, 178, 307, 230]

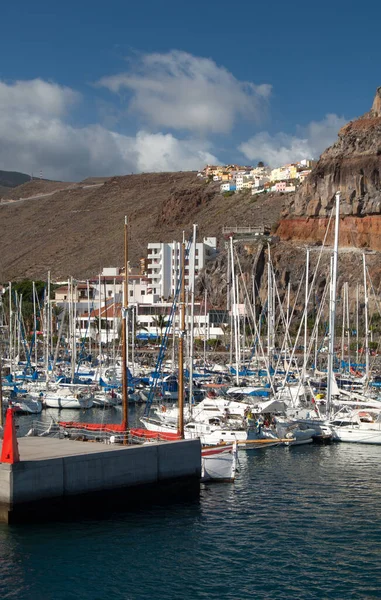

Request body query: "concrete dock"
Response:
[0, 437, 201, 523]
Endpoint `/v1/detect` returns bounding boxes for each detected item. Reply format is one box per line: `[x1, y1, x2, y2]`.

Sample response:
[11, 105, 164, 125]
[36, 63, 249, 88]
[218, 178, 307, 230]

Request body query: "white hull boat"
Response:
[43, 392, 93, 409]
[201, 443, 238, 482]
[141, 416, 248, 445]
[331, 411, 381, 444]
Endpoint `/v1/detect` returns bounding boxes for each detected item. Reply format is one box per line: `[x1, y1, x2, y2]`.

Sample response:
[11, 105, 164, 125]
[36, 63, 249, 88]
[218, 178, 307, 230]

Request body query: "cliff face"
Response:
[197, 240, 381, 319]
[277, 215, 381, 250]
[285, 88, 381, 221]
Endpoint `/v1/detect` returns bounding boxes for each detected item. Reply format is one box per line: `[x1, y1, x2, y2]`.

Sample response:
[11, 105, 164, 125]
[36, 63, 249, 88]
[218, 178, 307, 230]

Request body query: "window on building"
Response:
[108, 291, 112, 297]
[129, 290, 133, 297]
[141, 290, 145, 295]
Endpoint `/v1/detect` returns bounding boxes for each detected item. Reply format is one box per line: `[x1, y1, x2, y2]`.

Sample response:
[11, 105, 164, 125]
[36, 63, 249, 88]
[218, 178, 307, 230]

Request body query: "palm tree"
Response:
[152, 314, 169, 343]
[51, 304, 64, 334]
[133, 319, 148, 344]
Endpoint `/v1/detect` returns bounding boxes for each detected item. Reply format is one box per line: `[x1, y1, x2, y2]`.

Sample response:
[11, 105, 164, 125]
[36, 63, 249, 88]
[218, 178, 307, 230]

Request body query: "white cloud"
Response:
[121, 131, 219, 173]
[0, 78, 220, 181]
[0, 78, 79, 116]
[98, 50, 271, 134]
[239, 114, 347, 166]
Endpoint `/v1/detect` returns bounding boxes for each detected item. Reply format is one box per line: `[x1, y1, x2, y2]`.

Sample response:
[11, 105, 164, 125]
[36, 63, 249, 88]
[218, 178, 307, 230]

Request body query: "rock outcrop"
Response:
[285, 88, 381, 220]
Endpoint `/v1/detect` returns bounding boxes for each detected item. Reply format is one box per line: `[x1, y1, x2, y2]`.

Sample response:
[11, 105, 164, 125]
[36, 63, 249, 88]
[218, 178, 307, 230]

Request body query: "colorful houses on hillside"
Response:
[198, 159, 316, 195]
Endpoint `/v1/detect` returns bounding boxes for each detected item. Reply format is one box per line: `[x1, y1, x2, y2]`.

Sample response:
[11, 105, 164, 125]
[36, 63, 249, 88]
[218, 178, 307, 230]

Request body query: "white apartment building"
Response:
[236, 174, 244, 190]
[75, 301, 228, 344]
[147, 238, 217, 299]
[136, 303, 228, 341]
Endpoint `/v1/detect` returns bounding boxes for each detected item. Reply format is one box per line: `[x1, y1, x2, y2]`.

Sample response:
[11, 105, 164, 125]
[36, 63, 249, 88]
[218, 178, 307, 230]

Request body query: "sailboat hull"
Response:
[332, 427, 381, 444]
[201, 444, 238, 482]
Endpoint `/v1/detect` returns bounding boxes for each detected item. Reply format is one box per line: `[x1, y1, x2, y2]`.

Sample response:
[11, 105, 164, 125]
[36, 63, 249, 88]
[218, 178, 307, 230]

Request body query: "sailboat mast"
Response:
[122, 216, 129, 435]
[188, 223, 197, 416]
[363, 253, 369, 381]
[345, 282, 351, 371]
[47, 271, 51, 378]
[203, 288, 207, 369]
[267, 259, 272, 366]
[178, 238, 185, 438]
[230, 237, 240, 385]
[9, 282, 13, 378]
[304, 248, 309, 377]
[33, 281, 37, 367]
[356, 283, 359, 366]
[87, 280, 91, 357]
[326, 191, 340, 415]
[98, 273, 102, 379]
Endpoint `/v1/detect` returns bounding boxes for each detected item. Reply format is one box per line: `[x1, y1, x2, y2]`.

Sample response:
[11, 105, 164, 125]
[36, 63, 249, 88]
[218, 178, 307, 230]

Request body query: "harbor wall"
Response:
[0, 439, 201, 523]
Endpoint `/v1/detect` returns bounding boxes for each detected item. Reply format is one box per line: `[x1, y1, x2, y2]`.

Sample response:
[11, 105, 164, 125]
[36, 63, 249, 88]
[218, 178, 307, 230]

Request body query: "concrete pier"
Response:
[0, 437, 201, 523]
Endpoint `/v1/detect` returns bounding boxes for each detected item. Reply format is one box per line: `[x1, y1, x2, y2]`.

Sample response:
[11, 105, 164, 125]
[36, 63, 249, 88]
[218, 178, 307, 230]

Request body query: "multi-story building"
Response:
[297, 170, 312, 182]
[274, 181, 287, 192]
[136, 303, 228, 341]
[235, 175, 244, 191]
[147, 238, 217, 299]
[220, 182, 237, 193]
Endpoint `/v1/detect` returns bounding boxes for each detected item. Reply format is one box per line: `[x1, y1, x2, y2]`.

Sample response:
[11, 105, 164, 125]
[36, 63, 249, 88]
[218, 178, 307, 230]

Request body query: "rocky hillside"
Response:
[0, 172, 285, 282]
[201, 90, 381, 315]
[288, 88, 381, 218]
[278, 89, 381, 250]
[0, 169, 31, 189]
[0, 169, 33, 197]
[198, 240, 381, 319]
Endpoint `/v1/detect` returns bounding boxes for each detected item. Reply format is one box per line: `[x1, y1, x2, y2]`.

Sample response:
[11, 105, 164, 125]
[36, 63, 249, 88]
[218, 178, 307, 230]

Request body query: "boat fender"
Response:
[161, 405, 167, 412]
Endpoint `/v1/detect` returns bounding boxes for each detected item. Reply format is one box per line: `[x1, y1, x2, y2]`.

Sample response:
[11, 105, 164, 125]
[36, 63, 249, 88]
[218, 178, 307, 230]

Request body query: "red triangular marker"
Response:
[1, 408, 20, 463]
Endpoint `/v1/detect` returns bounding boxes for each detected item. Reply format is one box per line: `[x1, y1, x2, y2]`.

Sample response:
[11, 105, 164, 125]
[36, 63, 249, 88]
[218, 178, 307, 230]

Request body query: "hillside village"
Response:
[198, 160, 316, 195]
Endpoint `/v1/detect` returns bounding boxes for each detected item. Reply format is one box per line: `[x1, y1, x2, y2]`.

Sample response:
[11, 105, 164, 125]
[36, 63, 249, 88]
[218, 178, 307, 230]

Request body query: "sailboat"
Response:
[321, 193, 381, 444]
[57, 216, 130, 439]
[135, 232, 239, 481]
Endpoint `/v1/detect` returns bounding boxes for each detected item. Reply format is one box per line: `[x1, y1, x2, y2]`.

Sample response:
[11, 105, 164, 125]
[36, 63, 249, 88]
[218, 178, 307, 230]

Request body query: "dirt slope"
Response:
[0, 172, 285, 281]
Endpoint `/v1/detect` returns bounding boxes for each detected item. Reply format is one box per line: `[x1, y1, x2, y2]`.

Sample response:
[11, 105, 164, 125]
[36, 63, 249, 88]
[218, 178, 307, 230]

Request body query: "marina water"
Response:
[1, 409, 381, 599]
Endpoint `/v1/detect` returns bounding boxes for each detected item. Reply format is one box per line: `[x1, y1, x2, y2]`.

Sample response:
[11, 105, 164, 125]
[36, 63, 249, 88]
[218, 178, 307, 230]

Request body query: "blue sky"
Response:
[0, 0, 380, 180]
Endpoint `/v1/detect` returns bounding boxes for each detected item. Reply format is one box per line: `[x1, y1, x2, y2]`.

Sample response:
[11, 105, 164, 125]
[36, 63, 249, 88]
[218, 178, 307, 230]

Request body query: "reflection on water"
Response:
[14, 404, 145, 437]
[2, 421, 381, 599]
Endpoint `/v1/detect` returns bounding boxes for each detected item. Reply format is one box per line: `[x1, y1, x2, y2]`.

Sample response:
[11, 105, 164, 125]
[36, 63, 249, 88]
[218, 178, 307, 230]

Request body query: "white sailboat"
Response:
[330, 410, 381, 444]
[42, 387, 93, 409]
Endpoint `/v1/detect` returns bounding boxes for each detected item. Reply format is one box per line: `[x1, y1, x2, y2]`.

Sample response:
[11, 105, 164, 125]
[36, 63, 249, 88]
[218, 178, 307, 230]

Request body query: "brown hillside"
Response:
[0, 172, 285, 281]
[0, 179, 74, 201]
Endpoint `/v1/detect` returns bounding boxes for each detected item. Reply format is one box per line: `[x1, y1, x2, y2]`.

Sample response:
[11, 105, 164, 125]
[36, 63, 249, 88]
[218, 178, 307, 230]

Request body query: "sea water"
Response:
[1, 411, 381, 599]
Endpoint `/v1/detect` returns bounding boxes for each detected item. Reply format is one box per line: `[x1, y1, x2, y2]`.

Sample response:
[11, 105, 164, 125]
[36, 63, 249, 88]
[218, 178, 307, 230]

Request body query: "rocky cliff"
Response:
[288, 88, 381, 219]
[277, 89, 381, 251]
[200, 90, 381, 315]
